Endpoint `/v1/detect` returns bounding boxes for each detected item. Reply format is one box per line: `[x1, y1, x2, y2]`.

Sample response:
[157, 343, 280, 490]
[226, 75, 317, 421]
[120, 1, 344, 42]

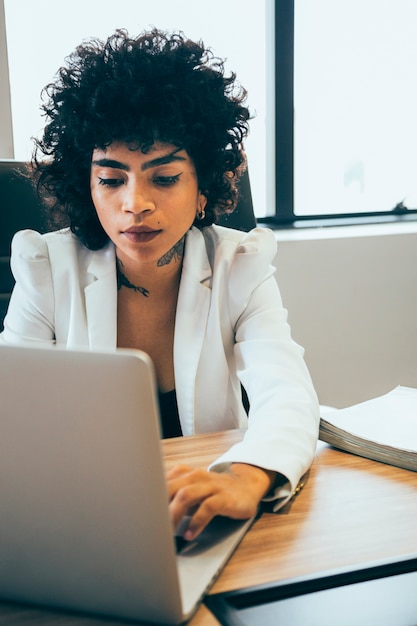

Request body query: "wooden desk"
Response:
[163, 430, 417, 626]
[1, 430, 416, 625]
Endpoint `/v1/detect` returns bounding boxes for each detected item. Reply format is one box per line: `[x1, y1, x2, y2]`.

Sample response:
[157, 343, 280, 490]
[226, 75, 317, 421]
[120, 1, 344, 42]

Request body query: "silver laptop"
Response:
[0, 344, 253, 624]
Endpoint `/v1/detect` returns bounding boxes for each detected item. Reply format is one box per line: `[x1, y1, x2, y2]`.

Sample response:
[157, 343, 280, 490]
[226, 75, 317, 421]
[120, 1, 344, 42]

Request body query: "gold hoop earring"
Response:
[197, 208, 206, 221]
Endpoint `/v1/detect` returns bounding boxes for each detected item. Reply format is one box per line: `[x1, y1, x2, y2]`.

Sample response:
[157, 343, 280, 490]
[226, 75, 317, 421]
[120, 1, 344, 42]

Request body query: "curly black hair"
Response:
[32, 28, 251, 249]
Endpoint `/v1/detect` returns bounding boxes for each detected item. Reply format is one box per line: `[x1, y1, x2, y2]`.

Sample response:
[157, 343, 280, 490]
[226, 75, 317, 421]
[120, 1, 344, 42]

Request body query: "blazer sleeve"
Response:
[0, 230, 55, 345]
[209, 228, 320, 511]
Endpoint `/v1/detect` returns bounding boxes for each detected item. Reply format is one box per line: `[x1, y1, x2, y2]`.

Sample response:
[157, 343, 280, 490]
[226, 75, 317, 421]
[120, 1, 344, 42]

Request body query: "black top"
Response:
[158, 389, 183, 438]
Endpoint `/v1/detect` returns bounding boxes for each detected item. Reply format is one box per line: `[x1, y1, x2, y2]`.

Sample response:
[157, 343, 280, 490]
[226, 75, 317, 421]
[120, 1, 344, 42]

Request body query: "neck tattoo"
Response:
[116, 259, 150, 297]
[157, 237, 185, 267]
[115, 237, 185, 297]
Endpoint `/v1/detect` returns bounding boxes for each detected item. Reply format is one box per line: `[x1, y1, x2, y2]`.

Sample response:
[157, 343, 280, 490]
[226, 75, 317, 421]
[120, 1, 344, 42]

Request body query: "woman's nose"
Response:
[122, 183, 155, 214]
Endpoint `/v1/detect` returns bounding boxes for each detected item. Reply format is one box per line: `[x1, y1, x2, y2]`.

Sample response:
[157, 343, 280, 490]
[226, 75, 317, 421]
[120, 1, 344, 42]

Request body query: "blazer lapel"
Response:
[84, 243, 118, 349]
[174, 228, 212, 434]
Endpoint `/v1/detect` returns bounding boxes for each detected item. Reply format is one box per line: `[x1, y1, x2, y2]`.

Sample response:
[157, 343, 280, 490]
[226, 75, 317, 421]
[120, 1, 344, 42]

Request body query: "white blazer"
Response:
[2, 225, 320, 509]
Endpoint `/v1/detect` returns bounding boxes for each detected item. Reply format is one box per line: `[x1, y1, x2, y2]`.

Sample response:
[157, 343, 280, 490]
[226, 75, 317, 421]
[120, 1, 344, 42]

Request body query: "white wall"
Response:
[3, 0, 273, 214]
[0, 0, 13, 157]
[274, 223, 417, 408]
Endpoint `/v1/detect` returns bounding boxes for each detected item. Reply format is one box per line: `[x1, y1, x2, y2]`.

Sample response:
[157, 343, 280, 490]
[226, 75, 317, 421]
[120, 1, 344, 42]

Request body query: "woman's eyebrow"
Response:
[91, 149, 186, 172]
[141, 149, 187, 171]
[91, 158, 130, 171]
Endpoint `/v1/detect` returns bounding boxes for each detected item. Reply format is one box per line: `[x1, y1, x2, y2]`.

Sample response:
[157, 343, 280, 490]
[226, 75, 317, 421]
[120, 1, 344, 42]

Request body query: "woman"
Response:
[1, 29, 319, 540]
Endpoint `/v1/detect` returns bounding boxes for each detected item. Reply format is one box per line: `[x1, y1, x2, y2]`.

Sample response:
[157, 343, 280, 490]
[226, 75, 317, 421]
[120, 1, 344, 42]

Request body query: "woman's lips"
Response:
[123, 227, 161, 243]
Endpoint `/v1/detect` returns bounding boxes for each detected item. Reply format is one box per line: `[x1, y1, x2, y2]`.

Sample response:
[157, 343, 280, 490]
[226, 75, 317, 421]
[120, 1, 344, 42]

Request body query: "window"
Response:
[2, 0, 274, 217]
[4, 1, 416, 226]
[263, 0, 417, 227]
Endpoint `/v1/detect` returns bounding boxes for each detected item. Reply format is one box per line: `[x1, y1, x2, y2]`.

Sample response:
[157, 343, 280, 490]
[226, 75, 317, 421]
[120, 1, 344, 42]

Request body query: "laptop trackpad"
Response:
[175, 515, 248, 556]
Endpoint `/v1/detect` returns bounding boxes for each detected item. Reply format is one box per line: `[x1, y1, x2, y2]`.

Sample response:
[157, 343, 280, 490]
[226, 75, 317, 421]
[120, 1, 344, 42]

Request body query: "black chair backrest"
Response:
[0, 161, 256, 330]
[215, 168, 257, 232]
[0, 161, 46, 329]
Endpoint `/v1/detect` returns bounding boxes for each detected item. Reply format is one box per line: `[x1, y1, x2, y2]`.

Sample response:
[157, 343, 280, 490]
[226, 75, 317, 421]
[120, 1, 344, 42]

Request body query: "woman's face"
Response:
[90, 141, 207, 269]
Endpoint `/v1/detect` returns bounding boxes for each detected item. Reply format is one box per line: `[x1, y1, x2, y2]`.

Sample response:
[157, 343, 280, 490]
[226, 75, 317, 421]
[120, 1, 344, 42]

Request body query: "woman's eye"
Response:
[153, 174, 181, 187]
[98, 177, 124, 187]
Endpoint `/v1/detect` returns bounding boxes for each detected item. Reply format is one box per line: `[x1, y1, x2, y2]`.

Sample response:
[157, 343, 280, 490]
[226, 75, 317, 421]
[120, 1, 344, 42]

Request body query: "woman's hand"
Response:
[167, 462, 276, 540]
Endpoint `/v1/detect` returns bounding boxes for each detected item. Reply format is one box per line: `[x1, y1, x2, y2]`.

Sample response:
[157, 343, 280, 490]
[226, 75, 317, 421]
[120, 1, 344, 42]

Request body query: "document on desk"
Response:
[319, 386, 417, 472]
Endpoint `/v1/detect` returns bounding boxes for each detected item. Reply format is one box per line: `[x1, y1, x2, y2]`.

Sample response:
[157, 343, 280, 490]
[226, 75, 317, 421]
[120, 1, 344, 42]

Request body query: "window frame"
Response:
[258, 0, 417, 229]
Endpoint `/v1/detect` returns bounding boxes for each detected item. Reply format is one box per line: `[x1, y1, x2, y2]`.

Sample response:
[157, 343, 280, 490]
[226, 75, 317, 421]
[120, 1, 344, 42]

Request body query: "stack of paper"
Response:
[319, 386, 417, 472]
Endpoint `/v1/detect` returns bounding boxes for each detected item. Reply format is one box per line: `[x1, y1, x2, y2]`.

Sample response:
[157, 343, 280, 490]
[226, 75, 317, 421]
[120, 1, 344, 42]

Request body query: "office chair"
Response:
[0, 161, 257, 331]
[0, 161, 46, 330]
[215, 167, 257, 232]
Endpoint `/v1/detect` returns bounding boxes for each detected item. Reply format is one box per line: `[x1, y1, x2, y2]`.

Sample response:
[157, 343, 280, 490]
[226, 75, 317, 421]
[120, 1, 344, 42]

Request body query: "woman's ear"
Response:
[198, 192, 207, 213]
[196, 193, 208, 220]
